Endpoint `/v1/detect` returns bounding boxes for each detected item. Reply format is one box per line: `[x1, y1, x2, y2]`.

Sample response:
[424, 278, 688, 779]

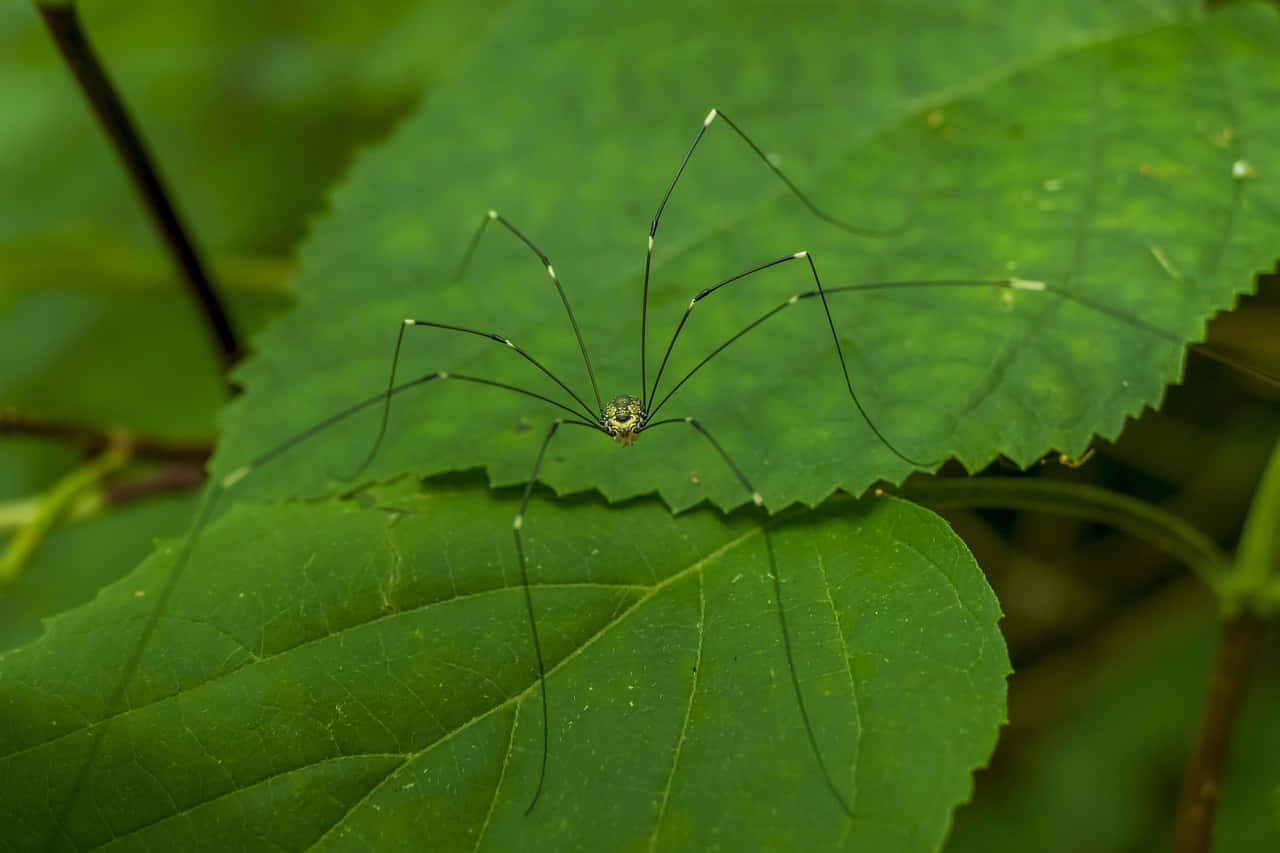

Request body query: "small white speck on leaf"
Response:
[1232, 160, 1256, 180]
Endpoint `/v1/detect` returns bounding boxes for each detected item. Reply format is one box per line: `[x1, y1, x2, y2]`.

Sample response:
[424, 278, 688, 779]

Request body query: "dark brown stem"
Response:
[1173, 612, 1262, 853]
[104, 462, 208, 506]
[36, 1, 242, 370]
[1, 410, 211, 463]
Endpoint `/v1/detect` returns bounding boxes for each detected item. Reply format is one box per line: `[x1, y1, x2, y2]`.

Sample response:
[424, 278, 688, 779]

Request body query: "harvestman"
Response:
[226, 107, 1042, 815]
[77, 107, 1208, 822]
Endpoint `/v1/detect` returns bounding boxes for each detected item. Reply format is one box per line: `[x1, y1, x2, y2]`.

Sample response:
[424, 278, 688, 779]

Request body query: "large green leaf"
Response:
[0, 485, 1007, 850]
[215, 0, 1279, 513]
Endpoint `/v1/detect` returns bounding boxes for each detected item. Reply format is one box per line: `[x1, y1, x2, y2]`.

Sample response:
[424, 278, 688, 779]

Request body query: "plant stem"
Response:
[0, 410, 211, 462]
[1172, 612, 1261, 853]
[1171, 435, 1280, 850]
[0, 442, 129, 586]
[1226, 435, 1280, 612]
[894, 476, 1233, 595]
[104, 462, 208, 505]
[36, 1, 242, 370]
[0, 463, 207, 537]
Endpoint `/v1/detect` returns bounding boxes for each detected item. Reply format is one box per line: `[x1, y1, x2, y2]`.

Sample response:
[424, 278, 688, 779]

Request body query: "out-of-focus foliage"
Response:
[0, 0, 502, 642]
[948, 590, 1280, 852]
[1, 0, 505, 433]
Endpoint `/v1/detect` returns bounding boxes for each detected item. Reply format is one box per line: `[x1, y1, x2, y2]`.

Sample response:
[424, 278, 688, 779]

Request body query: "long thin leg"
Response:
[648, 415, 855, 818]
[998, 283, 1279, 386]
[222, 370, 595, 490]
[54, 372, 600, 841]
[646, 252, 802, 409]
[340, 317, 599, 482]
[650, 279, 1022, 418]
[457, 209, 603, 412]
[510, 417, 601, 813]
[649, 274, 1230, 427]
[651, 253, 972, 467]
[641, 107, 907, 404]
[511, 419, 560, 814]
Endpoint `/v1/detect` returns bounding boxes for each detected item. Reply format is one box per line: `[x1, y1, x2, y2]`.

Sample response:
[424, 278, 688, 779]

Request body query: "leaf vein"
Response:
[647, 569, 705, 851]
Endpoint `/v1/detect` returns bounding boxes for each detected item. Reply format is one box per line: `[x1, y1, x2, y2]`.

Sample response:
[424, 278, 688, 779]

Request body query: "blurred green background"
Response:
[1, 1, 1276, 849]
[0, 0, 506, 642]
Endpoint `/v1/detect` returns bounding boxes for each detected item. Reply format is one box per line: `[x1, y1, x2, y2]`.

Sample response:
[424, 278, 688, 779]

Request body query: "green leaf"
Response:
[0, 486, 1007, 850]
[215, 0, 1279, 513]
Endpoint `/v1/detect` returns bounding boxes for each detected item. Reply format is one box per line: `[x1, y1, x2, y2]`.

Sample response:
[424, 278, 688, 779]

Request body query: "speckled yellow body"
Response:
[601, 395, 647, 446]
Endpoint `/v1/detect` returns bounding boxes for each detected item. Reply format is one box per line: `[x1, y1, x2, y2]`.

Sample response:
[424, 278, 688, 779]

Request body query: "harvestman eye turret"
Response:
[601, 395, 647, 446]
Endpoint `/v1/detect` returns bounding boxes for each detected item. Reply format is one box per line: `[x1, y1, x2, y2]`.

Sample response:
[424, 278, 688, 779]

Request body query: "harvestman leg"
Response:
[239, 373, 603, 819]
[641, 107, 906, 402]
[233, 374, 601, 822]
[510, 421, 560, 815]
[645, 247, 944, 467]
[345, 207, 610, 478]
[343, 315, 599, 480]
[646, 279, 1181, 427]
[457, 209, 604, 412]
[508, 413, 854, 817]
[507, 418, 598, 814]
[645, 279, 1034, 450]
[50, 369, 600, 841]
[646, 415, 856, 818]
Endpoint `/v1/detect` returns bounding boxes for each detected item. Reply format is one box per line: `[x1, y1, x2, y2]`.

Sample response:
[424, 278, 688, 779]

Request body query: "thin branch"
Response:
[1173, 612, 1262, 853]
[0, 410, 211, 462]
[0, 463, 207, 534]
[36, 1, 242, 369]
[1225, 434, 1280, 609]
[103, 462, 208, 505]
[0, 441, 129, 586]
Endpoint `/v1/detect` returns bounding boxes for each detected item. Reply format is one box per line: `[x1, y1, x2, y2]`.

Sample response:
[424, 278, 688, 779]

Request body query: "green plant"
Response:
[2, 1, 1277, 850]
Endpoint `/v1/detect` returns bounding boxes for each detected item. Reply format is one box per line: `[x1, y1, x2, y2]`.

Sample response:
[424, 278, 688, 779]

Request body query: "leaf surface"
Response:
[0, 486, 1007, 851]
[215, 0, 1280, 512]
